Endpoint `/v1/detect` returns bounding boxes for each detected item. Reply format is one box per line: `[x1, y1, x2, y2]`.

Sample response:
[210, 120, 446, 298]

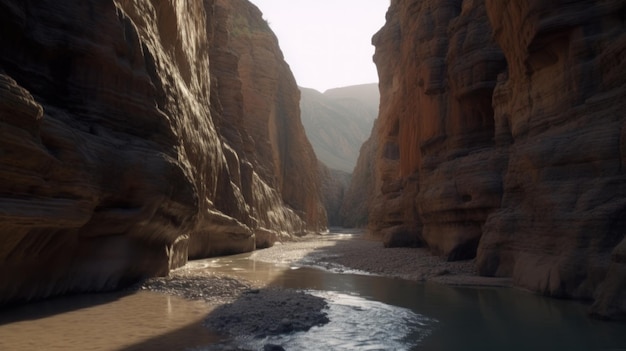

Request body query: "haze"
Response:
[250, 0, 390, 92]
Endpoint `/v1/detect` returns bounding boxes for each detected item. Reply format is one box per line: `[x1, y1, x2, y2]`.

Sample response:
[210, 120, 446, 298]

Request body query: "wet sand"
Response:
[141, 230, 511, 309]
[134, 230, 511, 349]
[249, 231, 512, 287]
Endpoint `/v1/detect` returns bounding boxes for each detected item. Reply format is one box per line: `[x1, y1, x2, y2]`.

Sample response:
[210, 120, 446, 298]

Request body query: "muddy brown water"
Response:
[1, 238, 625, 350]
[0, 291, 219, 350]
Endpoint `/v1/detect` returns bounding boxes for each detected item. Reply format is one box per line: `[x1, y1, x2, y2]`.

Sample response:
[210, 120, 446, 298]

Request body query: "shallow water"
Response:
[232, 290, 435, 351]
[1, 240, 625, 351]
[195, 252, 626, 351]
[0, 291, 218, 350]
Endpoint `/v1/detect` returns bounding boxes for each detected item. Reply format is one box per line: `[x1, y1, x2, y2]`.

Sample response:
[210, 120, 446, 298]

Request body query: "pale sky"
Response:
[249, 0, 390, 92]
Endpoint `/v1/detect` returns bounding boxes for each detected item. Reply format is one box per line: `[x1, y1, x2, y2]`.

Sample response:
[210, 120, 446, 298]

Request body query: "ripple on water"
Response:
[201, 291, 436, 351]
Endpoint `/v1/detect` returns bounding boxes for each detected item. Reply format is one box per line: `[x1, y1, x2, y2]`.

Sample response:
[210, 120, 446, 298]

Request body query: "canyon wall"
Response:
[359, 0, 625, 319]
[205, 0, 326, 247]
[318, 162, 351, 226]
[0, 0, 325, 304]
[340, 119, 379, 228]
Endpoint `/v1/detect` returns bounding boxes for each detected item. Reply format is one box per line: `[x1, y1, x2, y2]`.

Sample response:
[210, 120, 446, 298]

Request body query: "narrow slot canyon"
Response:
[0, 0, 625, 350]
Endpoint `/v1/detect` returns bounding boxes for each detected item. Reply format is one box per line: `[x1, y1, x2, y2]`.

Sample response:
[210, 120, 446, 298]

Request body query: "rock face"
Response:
[356, 0, 626, 319]
[206, 0, 326, 248]
[0, 0, 325, 304]
[479, 0, 626, 320]
[318, 162, 351, 226]
[340, 119, 379, 228]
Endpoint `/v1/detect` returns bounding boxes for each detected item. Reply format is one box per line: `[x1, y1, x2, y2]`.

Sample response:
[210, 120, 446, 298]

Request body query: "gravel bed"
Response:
[251, 232, 510, 287]
[135, 271, 255, 305]
[204, 288, 329, 338]
[133, 231, 509, 350]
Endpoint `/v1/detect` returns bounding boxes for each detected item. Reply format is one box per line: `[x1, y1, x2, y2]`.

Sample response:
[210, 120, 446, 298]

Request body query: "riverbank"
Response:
[134, 230, 512, 350]
[140, 230, 511, 301]
[5, 231, 621, 351]
[249, 230, 512, 287]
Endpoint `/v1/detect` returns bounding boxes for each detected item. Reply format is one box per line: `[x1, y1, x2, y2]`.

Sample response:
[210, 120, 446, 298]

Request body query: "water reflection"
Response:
[197, 253, 626, 351]
[234, 291, 436, 351]
[0, 247, 624, 351]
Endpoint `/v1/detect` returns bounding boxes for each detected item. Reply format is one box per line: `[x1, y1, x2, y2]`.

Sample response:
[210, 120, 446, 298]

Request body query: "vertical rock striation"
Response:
[479, 0, 626, 319]
[340, 119, 380, 228]
[204, 0, 326, 251]
[0, 0, 325, 304]
[369, 0, 506, 255]
[354, 0, 626, 319]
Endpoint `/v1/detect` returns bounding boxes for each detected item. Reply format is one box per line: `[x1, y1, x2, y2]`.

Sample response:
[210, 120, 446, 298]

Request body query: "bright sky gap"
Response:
[250, 0, 390, 92]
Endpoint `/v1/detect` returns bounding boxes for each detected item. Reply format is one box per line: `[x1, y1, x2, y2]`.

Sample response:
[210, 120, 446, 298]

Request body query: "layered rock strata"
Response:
[340, 119, 379, 228]
[357, 0, 626, 319]
[0, 0, 325, 304]
[205, 0, 326, 248]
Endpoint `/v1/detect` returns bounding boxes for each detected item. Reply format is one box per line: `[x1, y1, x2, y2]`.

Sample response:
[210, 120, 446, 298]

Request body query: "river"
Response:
[1, 235, 625, 350]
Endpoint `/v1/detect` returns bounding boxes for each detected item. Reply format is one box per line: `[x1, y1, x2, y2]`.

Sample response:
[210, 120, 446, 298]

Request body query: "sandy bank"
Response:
[250, 230, 511, 287]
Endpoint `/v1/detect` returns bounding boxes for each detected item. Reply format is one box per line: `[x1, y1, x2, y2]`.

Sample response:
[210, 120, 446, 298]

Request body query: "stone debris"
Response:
[204, 288, 329, 339]
[133, 271, 254, 305]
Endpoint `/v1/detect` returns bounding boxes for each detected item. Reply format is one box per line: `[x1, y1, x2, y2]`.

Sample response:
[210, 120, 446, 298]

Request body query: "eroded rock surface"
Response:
[479, 0, 626, 319]
[340, 119, 379, 228]
[205, 0, 327, 250]
[318, 162, 351, 226]
[367, 0, 506, 256]
[352, 0, 626, 319]
[0, 0, 325, 304]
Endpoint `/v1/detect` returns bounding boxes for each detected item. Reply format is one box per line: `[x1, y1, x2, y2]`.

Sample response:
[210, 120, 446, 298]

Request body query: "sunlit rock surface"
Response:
[0, 0, 325, 304]
[368, 0, 506, 256]
[353, 0, 625, 319]
[206, 0, 326, 247]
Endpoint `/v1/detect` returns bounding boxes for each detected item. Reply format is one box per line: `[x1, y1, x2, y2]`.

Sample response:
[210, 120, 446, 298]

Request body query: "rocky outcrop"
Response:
[478, 0, 626, 320]
[300, 84, 378, 173]
[0, 0, 325, 304]
[356, 0, 626, 319]
[206, 0, 326, 247]
[368, 0, 506, 254]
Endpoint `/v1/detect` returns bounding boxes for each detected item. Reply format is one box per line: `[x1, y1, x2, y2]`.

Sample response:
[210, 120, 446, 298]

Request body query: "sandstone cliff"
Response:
[318, 162, 351, 226]
[0, 0, 325, 304]
[356, 0, 626, 319]
[340, 119, 379, 228]
[205, 0, 326, 247]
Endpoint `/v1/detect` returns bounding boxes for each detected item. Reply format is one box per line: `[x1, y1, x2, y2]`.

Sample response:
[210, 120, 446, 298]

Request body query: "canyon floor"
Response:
[248, 229, 512, 287]
[136, 230, 512, 349]
[140, 229, 512, 300]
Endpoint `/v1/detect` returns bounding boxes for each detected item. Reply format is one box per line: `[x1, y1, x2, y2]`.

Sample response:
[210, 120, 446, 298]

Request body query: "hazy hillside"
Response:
[300, 83, 379, 173]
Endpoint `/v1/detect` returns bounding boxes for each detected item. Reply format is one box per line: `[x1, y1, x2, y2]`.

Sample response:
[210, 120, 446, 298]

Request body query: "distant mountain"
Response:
[300, 83, 379, 173]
